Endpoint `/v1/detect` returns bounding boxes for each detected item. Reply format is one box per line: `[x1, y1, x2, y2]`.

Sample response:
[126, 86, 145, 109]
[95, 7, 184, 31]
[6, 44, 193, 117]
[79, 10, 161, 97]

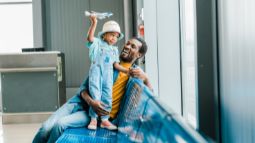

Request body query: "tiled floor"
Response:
[0, 116, 40, 143]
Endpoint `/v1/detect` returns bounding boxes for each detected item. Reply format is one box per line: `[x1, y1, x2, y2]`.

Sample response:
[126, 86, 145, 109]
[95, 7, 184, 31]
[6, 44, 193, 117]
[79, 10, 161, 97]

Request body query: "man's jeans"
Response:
[32, 102, 89, 143]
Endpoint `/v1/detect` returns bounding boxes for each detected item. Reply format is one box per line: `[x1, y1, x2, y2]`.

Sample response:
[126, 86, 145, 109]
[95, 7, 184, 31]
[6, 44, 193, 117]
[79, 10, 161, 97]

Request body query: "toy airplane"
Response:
[85, 11, 113, 19]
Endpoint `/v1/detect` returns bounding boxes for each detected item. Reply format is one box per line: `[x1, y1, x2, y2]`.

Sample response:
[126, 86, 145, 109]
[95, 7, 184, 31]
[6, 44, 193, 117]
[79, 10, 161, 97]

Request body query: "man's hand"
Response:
[81, 90, 109, 116]
[90, 100, 110, 116]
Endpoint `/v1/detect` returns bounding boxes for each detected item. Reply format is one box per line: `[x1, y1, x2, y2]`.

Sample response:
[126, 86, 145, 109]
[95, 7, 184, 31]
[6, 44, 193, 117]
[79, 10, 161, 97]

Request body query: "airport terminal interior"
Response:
[0, 0, 255, 143]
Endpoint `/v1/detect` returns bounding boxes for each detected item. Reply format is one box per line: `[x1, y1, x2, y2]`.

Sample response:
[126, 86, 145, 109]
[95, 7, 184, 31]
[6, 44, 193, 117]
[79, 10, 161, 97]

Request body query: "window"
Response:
[0, 0, 33, 53]
[180, 0, 198, 128]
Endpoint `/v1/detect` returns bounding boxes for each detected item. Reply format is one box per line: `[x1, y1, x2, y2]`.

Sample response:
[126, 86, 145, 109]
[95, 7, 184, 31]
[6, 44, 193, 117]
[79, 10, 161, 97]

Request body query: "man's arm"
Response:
[80, 90, 109, 116]
[129, 67, 153, 91]
[143, 75, 153, 91]
[87, 15, 97, 42]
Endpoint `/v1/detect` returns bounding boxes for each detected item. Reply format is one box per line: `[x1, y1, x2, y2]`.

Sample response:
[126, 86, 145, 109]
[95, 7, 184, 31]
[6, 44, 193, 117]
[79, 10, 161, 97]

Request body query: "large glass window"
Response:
[180, 0, 198, 128]
[0, 1, 33, 53]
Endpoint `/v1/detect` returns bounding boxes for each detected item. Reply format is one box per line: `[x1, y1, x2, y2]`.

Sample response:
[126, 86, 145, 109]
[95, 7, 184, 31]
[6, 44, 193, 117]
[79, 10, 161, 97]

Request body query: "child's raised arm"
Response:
[87, 15, 97, 42]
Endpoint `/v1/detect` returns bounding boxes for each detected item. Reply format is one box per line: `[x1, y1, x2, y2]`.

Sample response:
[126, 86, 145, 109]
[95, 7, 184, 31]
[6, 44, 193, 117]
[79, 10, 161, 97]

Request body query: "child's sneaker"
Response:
[88, 119, 97, 130]
[100, 120, 117, 130]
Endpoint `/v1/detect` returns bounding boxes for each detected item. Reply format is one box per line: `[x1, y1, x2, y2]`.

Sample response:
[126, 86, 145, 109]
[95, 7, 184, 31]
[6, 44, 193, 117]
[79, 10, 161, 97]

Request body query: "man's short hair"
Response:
[134, 37, 148, 58]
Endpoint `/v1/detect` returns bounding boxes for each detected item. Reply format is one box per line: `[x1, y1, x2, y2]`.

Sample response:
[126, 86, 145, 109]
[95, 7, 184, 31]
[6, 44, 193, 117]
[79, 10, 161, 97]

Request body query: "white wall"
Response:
[0, 3, 33, 53]
[219, 0, 255, 142]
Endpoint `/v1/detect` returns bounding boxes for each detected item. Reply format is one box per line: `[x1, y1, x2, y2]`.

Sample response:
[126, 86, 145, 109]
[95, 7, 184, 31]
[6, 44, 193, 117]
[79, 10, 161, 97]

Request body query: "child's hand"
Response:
[129, 67, 148, 81]
[126, 68, 131, 76]
[89, 14, 97, 24]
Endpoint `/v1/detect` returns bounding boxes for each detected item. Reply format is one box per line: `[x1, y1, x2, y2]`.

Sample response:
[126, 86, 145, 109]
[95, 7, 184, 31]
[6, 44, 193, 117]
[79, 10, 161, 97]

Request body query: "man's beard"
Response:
[120, 55, 133, 63]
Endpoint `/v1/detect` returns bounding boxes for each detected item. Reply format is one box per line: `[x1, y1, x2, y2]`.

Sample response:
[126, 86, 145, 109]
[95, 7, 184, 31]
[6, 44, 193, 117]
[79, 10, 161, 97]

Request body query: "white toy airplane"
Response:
[85, 11, 113, 19]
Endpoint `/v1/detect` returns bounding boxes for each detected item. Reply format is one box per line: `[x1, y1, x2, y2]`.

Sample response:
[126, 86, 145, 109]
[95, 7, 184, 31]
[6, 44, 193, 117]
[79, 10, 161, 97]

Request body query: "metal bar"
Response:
[2, 112, 52, 124]
[0, 2, 32, 5]
[0, 67, 56, 73]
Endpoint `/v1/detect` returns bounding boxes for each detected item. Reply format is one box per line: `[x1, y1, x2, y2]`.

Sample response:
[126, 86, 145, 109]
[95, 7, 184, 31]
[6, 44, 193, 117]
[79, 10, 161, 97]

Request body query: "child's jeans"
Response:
[89, 48, 114, 120]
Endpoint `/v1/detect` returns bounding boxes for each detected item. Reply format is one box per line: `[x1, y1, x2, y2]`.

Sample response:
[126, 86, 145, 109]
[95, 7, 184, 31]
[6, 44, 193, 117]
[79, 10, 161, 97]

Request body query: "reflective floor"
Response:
[0, 115, 40, 143]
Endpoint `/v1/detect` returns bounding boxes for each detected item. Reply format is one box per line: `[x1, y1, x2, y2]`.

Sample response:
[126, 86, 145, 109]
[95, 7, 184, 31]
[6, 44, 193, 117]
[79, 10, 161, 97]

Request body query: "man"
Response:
[32, 37, 152, 143]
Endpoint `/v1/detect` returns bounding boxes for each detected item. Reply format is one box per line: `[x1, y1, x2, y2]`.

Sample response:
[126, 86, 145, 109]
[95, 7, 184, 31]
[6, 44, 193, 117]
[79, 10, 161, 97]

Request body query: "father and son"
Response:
[33, 14, 153, 143]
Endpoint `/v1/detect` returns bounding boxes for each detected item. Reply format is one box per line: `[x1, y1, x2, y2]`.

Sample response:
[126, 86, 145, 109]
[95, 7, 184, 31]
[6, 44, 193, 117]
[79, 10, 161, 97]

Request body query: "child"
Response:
[86, 15, 128, 130]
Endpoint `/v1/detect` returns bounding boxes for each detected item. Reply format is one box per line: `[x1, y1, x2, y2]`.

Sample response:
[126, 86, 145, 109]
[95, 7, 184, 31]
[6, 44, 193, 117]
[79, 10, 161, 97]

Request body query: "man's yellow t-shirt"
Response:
[110, 62, 132, 119]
